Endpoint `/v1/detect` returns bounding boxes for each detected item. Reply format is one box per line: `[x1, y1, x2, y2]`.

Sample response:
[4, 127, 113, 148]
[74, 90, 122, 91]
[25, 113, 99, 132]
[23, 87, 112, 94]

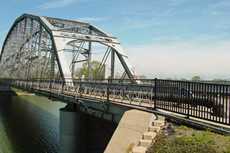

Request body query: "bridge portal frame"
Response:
[0, 14, 136, 83]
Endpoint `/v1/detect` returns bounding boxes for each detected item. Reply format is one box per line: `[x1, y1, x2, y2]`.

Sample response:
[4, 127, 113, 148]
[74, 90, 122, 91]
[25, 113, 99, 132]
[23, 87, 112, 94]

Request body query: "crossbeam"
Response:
[0, 14, 136, 83]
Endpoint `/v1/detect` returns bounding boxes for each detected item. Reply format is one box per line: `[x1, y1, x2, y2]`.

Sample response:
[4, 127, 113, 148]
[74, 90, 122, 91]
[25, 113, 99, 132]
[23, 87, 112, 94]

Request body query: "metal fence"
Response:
[155, 79, 230, 125]
[8, 78, 230, 125]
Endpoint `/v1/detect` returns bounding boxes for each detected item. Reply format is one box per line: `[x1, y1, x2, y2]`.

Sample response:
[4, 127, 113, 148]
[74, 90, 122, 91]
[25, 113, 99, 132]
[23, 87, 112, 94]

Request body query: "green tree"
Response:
[192, 75, 201, 81]
[76, 61, 105, 79]
[180, 78, 188, 81]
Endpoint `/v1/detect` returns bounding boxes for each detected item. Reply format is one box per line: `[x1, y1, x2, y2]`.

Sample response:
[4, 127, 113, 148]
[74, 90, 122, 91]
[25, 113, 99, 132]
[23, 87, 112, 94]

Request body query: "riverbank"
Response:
[148, 124, 230, 153]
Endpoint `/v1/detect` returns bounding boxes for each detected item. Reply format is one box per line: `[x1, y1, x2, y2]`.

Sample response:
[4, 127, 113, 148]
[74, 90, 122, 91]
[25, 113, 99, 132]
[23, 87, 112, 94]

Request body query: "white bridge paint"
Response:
[52, 31, 134, 81]
[0, 14, 136, 83]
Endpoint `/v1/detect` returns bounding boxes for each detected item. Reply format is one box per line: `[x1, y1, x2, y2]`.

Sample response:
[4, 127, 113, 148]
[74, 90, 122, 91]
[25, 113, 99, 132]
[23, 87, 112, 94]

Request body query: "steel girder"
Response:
[0, 14, 135, 82]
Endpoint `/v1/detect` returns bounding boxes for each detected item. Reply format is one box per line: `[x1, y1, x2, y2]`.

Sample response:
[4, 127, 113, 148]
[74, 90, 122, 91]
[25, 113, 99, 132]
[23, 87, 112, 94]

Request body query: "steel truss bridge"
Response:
[0, 14, 230, 128]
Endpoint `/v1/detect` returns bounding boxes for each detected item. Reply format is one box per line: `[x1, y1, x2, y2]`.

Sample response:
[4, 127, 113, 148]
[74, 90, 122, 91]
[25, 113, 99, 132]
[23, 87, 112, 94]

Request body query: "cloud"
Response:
[78, 17, 108, 22]
[125, 41, 230, 79]
[39, 0, 76, 9]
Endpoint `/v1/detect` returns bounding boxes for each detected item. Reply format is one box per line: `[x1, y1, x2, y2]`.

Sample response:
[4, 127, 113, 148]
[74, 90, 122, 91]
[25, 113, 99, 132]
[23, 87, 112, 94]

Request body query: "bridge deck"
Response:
[9, 79, 230, 128]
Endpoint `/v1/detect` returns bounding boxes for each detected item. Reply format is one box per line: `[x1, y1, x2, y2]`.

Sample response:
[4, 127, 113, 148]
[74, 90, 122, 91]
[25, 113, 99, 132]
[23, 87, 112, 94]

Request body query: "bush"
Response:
[148, 126, 230, 153]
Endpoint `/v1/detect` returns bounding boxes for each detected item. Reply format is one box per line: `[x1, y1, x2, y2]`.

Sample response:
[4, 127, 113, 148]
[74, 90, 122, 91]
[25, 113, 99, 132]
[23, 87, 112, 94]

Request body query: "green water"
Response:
[0, 94, 65, 153]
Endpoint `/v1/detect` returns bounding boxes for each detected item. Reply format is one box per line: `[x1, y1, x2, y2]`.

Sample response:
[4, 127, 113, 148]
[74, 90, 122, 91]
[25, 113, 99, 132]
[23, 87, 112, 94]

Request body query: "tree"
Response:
[191, 75, 201, 81]
[180, 78, 188, 81]
[75, 61, 105, 79]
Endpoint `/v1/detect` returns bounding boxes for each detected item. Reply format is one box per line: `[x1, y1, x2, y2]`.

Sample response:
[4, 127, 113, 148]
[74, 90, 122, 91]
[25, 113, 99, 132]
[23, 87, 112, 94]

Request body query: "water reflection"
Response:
[0, 94, 65, 153]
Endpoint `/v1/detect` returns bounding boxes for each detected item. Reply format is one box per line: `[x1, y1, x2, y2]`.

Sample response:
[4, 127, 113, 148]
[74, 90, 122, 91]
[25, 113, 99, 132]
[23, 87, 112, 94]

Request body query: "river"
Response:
[0, 92, 65, 153]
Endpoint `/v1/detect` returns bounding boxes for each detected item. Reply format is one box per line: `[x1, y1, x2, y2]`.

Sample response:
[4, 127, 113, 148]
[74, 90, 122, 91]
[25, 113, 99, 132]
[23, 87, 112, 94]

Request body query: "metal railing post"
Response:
[187, 81, 191, 118]
[107, 79, 110, 102]
[49, 79, 53, 99]
[31, 79, 34, 91]
[61, 79, 64, 94]
[154, 78, 157, 109]
[79, 79, 82, 97]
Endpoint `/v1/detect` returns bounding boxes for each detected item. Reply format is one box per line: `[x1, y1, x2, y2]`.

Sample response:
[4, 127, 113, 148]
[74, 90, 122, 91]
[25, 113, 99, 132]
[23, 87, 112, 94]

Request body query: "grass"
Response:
[148, 125, 230, 153]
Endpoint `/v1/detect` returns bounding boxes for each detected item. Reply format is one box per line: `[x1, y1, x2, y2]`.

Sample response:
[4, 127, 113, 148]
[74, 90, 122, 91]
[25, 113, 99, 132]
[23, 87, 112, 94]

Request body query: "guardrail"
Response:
[6, 78, 230, 125]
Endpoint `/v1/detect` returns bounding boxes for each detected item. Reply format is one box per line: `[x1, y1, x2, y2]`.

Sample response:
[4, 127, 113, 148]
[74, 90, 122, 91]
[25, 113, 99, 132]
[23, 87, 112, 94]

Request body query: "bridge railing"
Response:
[155, 79, 230, 125]
[9, 78, 230, 125]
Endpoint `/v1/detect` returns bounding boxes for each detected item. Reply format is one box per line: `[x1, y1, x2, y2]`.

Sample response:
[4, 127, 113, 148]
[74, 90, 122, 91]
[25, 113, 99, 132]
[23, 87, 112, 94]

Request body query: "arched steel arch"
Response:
[0, 14, 135, 82]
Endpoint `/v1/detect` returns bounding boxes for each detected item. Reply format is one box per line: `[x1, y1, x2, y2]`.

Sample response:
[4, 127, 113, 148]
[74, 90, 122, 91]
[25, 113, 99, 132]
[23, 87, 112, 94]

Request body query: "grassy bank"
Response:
[148, 125, 230, 153]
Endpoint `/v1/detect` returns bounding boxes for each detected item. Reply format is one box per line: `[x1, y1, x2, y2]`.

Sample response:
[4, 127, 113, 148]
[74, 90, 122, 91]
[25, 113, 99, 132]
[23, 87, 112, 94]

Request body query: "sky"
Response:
[0, 0, 230, 80]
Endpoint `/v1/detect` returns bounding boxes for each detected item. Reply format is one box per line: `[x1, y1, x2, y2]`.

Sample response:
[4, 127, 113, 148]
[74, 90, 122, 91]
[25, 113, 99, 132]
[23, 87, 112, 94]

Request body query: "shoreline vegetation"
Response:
[148, 124, 230, 153]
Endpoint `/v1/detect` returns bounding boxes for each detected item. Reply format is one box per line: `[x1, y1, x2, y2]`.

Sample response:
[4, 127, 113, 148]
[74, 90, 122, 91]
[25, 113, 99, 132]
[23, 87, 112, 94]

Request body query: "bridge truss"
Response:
[1, 14, 230, 128]
[0, 14, 135, 82]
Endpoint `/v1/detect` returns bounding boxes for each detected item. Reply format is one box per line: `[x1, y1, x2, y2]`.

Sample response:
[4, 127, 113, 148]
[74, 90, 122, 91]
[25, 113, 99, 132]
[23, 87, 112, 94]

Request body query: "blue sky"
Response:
[0, 0, 230, 79]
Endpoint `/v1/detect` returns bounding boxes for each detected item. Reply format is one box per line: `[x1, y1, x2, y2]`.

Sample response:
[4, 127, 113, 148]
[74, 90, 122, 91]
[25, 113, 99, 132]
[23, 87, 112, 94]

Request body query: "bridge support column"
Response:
[59, 104, 85, 153]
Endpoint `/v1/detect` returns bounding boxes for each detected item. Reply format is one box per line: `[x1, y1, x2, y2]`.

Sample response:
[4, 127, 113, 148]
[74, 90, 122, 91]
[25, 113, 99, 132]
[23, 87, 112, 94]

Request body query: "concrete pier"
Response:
[59, 104, 85, 153]
[104, 109, 154, 153]
[59, 103, 116, 153]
